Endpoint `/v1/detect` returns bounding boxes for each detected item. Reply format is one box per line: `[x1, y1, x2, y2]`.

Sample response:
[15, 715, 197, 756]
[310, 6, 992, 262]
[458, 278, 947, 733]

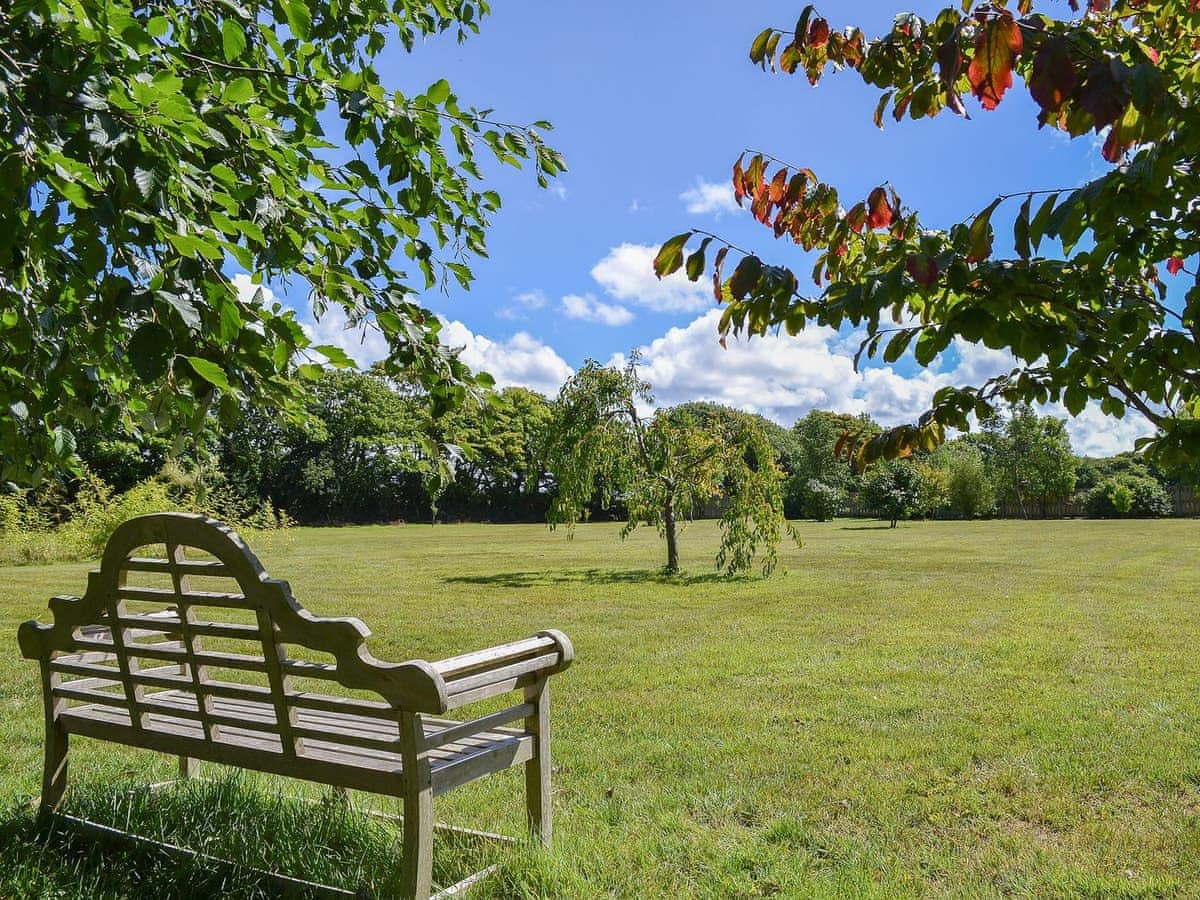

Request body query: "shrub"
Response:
[1083, 476, 1172, 518]
[801, 479, 844, 521]
[0, 465, 291, 566]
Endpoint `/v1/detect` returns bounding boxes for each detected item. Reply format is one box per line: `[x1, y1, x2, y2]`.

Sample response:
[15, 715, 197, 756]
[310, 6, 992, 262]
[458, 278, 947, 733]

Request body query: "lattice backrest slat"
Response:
[17, 514, 451, 753]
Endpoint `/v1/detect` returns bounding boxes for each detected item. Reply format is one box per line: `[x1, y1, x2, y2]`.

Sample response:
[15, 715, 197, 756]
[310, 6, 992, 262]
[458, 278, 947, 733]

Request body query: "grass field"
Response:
[2, 518, 1200, 898]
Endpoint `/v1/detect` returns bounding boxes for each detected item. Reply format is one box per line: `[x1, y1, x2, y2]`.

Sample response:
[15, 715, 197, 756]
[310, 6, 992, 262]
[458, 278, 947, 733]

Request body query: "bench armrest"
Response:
[427, 629, 573, 711]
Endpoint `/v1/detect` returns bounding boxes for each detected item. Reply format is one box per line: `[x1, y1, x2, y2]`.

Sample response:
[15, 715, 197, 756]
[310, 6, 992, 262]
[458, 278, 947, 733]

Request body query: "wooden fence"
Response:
[843, 485, 1200, 519]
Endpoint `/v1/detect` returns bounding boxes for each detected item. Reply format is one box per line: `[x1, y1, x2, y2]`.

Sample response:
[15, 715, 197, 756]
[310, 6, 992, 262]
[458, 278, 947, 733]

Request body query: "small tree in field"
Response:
[862, 460, 925, 527]
[544, 359, 794, 575]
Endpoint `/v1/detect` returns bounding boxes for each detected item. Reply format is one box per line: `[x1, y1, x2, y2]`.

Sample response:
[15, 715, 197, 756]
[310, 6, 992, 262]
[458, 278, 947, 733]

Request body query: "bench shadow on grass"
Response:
[0, 774, 494, 899]
[445, 568, 754, 588]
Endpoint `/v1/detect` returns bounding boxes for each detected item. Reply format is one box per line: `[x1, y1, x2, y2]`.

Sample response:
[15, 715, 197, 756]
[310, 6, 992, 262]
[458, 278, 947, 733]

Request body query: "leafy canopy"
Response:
[0, 0, 563, 484]
[656, 0, 1199, 471]
[544, 359, 795, 576]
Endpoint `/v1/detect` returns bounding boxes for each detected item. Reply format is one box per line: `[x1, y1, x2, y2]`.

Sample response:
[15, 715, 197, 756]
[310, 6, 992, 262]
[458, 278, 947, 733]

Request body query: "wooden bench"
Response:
[19, 512, 574, 898]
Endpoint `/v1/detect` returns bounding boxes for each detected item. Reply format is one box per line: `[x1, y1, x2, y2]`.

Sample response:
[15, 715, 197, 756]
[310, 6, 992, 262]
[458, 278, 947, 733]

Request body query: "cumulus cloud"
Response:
[560, 293, 634, 326]
[679, 178, 739, 218]
[1052, 401, 1156, 457]
[605, 310, 1153, 454]
[439, 319, 573, 398]
[590, 242, 711, 313]
[497, 289, 548, 320]
[236, 274, 392, 368]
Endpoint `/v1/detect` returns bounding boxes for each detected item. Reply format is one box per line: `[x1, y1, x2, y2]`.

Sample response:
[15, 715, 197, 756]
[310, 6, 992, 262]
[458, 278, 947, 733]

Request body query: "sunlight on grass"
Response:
[2, 518, 1199, 897]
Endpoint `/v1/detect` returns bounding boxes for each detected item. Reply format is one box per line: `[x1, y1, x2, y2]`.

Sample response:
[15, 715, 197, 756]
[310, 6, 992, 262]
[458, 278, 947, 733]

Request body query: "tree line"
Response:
[35, 367, 1191, 533]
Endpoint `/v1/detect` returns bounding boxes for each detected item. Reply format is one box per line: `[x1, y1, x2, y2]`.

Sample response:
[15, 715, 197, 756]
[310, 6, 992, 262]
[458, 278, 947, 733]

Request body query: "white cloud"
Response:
[1051, 401, 1156, 457]
[603, 311, 1154, 455]
[590, 242, 712, 313]
[560, 293, 634, 326]
[607, 310, 866, 424]
[236, 273, 391, 368]
[628, 199, 642, 214]
[438, 319, 573, 398]
[497, 289, 548, 320]
[679, 178, 739, 218]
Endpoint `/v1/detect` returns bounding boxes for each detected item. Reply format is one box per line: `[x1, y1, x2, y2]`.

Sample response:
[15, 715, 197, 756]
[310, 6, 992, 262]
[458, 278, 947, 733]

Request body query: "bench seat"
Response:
[59, 691, 534, 796]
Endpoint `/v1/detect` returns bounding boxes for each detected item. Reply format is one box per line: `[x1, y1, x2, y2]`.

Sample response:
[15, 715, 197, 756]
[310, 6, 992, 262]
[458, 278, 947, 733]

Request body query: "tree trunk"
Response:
[664, 493, 679, 574]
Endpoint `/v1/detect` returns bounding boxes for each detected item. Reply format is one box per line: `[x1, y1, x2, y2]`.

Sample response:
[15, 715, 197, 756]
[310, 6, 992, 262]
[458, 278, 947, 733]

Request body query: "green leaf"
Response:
[1014, 194, 1032, 260]
[427, 78, 451, 104]
[280, 0, 312, 40]
[653, 232, 692, 277]
[222, 77, 254, 105]
[1029, 192, 1059, 250]
[685, 237, 712, 282]
[128, 322, 173, 380]
[221, 19, 248, 61]
[967, 198, 1001, 263]
[186, 356, 233, 393]
[313, 344, 356, 368]
[749, 28, 773, 65]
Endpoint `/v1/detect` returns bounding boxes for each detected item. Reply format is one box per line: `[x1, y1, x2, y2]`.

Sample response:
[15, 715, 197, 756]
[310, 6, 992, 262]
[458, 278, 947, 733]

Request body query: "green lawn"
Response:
[2, 518, 1199, 897]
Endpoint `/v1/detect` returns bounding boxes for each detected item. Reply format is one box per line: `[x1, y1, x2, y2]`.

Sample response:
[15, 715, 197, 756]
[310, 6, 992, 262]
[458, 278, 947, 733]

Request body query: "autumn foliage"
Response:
[657, 0, 1200, 472]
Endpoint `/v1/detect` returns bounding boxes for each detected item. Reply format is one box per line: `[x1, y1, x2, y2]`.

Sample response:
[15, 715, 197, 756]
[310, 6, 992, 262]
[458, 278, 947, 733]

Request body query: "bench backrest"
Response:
[19, 513, 448, 756]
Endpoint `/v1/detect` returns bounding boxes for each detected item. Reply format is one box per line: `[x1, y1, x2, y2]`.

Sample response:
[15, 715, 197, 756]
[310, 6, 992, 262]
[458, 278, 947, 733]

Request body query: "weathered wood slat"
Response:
[444, 652, 560, 696]
[432, 737, 534, 797]
[442, 673, 543, 710]
[287, 691, 397, 720]
[281, 658, 341, 680]
[115, 586, 257, 609]
[432, 636, 557, 680]
[124, 557, 232, 577]
[422, 704, 533, 751]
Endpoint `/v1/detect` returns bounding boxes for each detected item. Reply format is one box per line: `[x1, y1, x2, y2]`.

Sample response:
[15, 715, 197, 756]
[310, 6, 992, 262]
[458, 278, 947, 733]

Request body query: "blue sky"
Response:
[265, 1, 1153, 456]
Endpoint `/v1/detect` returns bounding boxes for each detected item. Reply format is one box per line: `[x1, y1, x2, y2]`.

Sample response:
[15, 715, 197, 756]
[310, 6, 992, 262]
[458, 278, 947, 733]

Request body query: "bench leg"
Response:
[41, 723, 69, 814]
[178, 756, 198, 779]
[399, 713, 434, 899]
[524, 679, 552, 847]
[39, 662, 69, 814]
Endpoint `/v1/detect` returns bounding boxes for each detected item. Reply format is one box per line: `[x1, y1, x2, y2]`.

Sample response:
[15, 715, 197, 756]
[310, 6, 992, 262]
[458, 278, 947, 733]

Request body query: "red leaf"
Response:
[767, 167, 788, 203]
[1167, 256, 1185, 275]
[841, 29, 865, 68]
[808, 17, 829, 47]
[865, 187, 894, 230]
[1029, 38, 1077, 119]
[938, 34, 969, 118]
[1101, 124, 1131, 163]
[846, 202, 867, 234]
[1080, 59, 1130, 130]
[732, 155, 746, 206]
[967, 12, 1023, 111]
[906, 254, 939, 287]
[712, 246, 730, 301]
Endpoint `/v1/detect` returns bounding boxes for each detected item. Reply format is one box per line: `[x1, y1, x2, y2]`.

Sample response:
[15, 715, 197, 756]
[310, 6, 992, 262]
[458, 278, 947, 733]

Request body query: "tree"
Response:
[861, 460, 925, 527]
[801, 478, 844, 521]
[985, 405, 1077, 517]
[655, 1, 1200, 472]
[1, 0, 564, 485]
[218, 370, 434, 523]
[440, 387, 554, 521]
[544, 359, 794, 575]
[791, 410, 877, 490]
[932, 439, 995, 518]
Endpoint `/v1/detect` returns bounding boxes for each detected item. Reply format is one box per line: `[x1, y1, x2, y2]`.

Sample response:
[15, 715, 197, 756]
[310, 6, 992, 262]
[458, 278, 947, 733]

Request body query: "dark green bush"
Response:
[1083, 476, 1172, 518]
